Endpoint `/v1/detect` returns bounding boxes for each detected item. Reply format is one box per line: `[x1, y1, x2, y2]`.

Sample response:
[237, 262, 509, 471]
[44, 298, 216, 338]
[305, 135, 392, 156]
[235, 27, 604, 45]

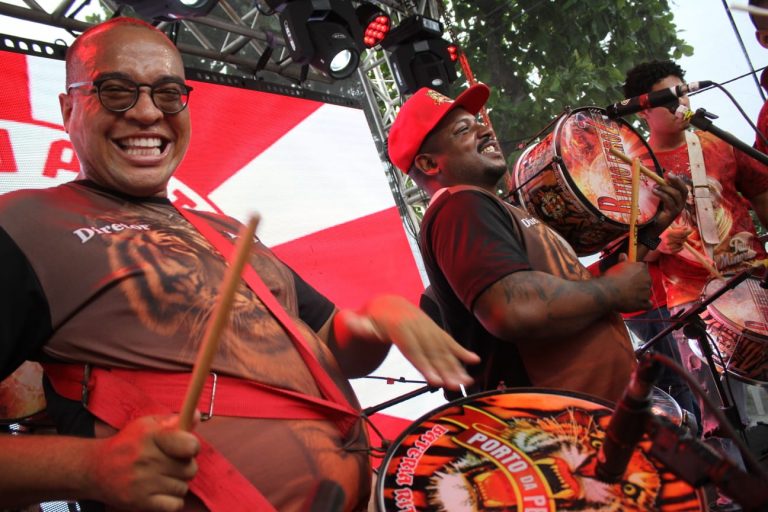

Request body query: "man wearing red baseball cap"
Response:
[388, 84, 689, 403]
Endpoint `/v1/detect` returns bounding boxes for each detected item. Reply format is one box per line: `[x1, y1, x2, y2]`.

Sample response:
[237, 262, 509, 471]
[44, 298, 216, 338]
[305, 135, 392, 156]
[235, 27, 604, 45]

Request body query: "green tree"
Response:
[443, 0, 693, 165]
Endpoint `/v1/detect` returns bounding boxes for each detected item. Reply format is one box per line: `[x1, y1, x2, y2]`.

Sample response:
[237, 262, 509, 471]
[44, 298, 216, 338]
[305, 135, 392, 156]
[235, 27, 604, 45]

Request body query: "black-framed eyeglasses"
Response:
[67, 77, 193, 115]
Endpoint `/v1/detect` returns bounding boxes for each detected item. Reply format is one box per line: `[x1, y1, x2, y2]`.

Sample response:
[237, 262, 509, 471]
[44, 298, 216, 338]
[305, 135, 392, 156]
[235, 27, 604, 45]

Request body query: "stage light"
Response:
[355, 2, 391, 48]
[115, 0, 219, 21]
[381, 15, 458, 95]
[264, 0, 364, 79]
[447, 43, 459, 62]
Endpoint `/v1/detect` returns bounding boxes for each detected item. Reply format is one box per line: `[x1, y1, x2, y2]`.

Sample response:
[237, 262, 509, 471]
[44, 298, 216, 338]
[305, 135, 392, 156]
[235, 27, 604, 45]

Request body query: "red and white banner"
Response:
[0, 50, 449, 449]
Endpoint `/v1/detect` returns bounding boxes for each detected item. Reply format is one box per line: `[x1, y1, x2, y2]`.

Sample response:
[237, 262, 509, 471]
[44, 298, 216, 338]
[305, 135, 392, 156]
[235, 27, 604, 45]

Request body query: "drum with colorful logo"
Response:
[696, 275, 768, 385]
[512, 107, 663, 255]
[376, 389, 704, 511]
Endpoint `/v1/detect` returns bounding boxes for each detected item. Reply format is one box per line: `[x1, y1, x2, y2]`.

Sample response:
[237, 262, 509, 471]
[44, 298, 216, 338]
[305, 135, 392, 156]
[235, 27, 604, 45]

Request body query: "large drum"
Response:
[377, 389, 704, 511]
[696, 275, 768, 385]
[513, 107, 663, 255]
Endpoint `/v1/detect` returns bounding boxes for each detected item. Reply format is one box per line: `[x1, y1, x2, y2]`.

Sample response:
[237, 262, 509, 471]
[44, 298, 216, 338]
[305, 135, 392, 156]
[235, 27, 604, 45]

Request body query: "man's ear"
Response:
[413, 153, 440, 176]
[59, 92, 72, 134]
[757, 30, 768, 50]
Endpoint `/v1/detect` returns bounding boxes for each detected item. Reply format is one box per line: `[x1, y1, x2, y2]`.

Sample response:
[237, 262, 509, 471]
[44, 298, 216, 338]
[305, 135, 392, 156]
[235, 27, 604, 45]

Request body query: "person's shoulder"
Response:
[0, 182, 70, 211]
[694, 129, 726, 149]
[436, 186, 502, 208]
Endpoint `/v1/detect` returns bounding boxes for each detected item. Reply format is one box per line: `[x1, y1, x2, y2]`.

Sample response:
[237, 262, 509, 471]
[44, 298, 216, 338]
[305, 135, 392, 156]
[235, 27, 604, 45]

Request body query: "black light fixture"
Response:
[355, 2, 391, 48]
[115, 0, 219, 21]
[381, 15, 458, 95]
[264, 0, 364, 79]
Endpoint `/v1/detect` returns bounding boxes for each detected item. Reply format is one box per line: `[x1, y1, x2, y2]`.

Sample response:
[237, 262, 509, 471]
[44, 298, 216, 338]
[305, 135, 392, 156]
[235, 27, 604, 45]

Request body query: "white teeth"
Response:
[124, 147, 161, 156]
[481, 145, 498, 154]
[119, 137, 162, 149]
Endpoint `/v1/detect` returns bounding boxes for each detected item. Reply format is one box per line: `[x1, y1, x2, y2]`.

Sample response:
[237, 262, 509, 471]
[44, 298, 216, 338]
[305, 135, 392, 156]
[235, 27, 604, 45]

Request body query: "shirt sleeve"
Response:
[734, 129, 768, 200]
[0, 226, 52, 380]
[425, 190, 531, 309]
[290, 267, 336, 332]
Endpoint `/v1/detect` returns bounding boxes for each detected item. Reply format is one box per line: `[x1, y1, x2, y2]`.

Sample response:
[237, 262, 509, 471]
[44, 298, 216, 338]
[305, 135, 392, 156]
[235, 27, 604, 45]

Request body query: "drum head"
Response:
[699, 276, 768, 385]
[556, 108, 661, 225]
[376, 389, 703, 511]
[512, 107, 663, 255]
[703, 276, 768, 337]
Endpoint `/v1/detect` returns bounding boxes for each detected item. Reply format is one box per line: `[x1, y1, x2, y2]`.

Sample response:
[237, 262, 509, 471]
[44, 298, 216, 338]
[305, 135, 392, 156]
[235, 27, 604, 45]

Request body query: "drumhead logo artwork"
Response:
[513, 108, 662, 256]
[378, 390, 704, 512]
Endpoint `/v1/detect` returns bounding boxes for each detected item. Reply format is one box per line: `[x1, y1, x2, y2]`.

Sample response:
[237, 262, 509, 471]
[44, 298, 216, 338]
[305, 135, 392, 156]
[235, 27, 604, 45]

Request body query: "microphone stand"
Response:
[635, 268, 758, 444]
[362, 384, 439, 416]
[685, 107, 768, 166]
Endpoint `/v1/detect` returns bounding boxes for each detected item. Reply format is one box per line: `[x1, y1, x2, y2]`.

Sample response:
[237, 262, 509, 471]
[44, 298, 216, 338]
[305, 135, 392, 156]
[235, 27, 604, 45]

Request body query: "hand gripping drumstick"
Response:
[610, 148, 724, 278]
[608, 147, 666, 186]
[682, 241, 725, 279]
[178, 214, 260, 431]
[628, 158, 641, 262]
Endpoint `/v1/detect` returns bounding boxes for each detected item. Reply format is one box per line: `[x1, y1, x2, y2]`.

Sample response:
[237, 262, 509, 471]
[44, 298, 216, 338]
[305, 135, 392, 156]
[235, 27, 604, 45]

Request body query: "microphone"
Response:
[605, 81, 714, 118]
[595, 354, 663, 482]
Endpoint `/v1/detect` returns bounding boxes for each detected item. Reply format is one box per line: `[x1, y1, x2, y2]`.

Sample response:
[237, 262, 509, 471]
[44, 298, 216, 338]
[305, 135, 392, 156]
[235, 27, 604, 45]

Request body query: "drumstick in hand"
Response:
[609, 147, 666, 186]
[178, 214, 260, 431]
[682, 241, 724, 279]
[628, 158, 641, 262]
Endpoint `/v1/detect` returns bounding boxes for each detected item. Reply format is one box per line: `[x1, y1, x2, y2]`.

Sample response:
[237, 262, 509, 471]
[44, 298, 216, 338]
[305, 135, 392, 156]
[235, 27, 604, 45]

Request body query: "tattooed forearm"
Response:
[477, 270, 624, 342]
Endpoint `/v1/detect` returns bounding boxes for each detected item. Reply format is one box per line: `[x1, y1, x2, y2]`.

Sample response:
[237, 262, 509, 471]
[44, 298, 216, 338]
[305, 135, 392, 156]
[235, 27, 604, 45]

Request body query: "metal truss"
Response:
[0, 0, 444, 237]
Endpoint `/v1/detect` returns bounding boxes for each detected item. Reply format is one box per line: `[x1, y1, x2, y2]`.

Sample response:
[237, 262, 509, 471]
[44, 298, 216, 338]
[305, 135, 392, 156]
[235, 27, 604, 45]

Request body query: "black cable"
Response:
[721, 0, 766, 102]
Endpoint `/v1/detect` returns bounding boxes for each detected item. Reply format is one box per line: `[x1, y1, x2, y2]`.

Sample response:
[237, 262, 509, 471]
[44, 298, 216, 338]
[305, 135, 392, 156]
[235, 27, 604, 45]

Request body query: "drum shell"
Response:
[376, 388, 703, 511]
[513, 107, 663, 256]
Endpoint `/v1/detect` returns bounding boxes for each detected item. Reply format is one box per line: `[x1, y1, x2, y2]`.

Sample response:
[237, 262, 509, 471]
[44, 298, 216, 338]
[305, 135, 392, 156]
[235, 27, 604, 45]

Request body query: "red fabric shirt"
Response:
[654, 130, 768, 307]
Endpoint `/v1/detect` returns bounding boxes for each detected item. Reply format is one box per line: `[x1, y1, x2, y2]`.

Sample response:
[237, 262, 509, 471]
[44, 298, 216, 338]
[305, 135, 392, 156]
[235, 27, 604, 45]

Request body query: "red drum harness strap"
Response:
[176, 207, 360, 434]
[43, 363, 277, 512]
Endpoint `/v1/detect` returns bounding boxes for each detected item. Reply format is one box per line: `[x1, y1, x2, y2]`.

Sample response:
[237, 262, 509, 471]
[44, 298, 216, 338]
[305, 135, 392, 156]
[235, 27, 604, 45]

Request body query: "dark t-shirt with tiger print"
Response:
[0, 180, 370, 511]
[420, 186, 635, 404]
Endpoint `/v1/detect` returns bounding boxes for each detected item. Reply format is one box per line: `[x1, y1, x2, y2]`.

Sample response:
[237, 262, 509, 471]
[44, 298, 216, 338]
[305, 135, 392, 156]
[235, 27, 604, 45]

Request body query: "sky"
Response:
[672, 0, 768, 146]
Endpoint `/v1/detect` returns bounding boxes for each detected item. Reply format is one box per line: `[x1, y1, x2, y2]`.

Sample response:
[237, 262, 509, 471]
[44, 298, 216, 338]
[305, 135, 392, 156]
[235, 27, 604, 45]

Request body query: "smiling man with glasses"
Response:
[0, 16, 479, 512]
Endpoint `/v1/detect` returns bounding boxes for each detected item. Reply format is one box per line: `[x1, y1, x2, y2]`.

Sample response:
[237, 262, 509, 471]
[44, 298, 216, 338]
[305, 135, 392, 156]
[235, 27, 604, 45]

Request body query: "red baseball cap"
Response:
[387, 83, 490, 174]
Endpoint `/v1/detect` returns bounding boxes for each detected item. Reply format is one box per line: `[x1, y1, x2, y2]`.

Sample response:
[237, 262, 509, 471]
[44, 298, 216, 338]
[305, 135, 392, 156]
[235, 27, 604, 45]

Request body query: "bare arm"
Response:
[318, 295, 480, 390]
[474, 258, 651, 344]
[0, 415, 199, 511]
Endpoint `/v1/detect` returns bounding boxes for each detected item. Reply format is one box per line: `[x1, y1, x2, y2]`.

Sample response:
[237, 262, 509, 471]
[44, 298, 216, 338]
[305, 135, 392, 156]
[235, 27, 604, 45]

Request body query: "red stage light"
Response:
[357, 3, 391, 48]
[447, 43, 459, 62]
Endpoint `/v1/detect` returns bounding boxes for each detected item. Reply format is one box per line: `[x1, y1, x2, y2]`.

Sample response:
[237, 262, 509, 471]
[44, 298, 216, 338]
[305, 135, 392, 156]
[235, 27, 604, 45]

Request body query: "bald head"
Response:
[66, 17, 178, 86]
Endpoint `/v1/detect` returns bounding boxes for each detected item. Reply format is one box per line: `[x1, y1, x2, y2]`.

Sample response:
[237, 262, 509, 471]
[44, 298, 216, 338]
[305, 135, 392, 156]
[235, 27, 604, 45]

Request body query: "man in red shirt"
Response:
[624, 58, 768, 510]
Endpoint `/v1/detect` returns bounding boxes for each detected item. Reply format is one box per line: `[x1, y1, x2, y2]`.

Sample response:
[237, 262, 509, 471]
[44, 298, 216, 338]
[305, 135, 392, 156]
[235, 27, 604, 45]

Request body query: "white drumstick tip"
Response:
[730, 3, 768, 16]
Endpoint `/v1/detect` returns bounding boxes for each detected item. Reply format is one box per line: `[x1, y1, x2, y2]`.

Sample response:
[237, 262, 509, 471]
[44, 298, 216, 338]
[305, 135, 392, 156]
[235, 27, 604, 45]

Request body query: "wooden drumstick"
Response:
[609, 147, 667, 186]
[178, 214, 260, 431]
[628, 158, 641, 262]
[682, 241, 724, 279]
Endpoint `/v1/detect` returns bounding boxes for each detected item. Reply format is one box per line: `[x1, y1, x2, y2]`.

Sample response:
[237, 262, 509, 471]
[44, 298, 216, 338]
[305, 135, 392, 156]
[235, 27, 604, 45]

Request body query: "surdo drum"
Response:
[695, 275, 768, 385]
[376, 389, 704, 511]
[513, 107, 664, 256]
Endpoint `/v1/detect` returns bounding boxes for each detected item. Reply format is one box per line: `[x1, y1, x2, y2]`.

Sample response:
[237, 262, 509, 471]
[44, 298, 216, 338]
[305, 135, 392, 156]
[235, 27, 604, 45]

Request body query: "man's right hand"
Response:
[658, 225, 693, 254]
[602, 253, 652, 312]
[87, 415, 199, 512]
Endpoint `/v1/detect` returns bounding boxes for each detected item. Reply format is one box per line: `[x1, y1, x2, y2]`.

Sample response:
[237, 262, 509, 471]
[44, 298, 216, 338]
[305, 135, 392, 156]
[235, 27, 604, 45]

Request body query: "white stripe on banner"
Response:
[209, 103, 394, 246]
